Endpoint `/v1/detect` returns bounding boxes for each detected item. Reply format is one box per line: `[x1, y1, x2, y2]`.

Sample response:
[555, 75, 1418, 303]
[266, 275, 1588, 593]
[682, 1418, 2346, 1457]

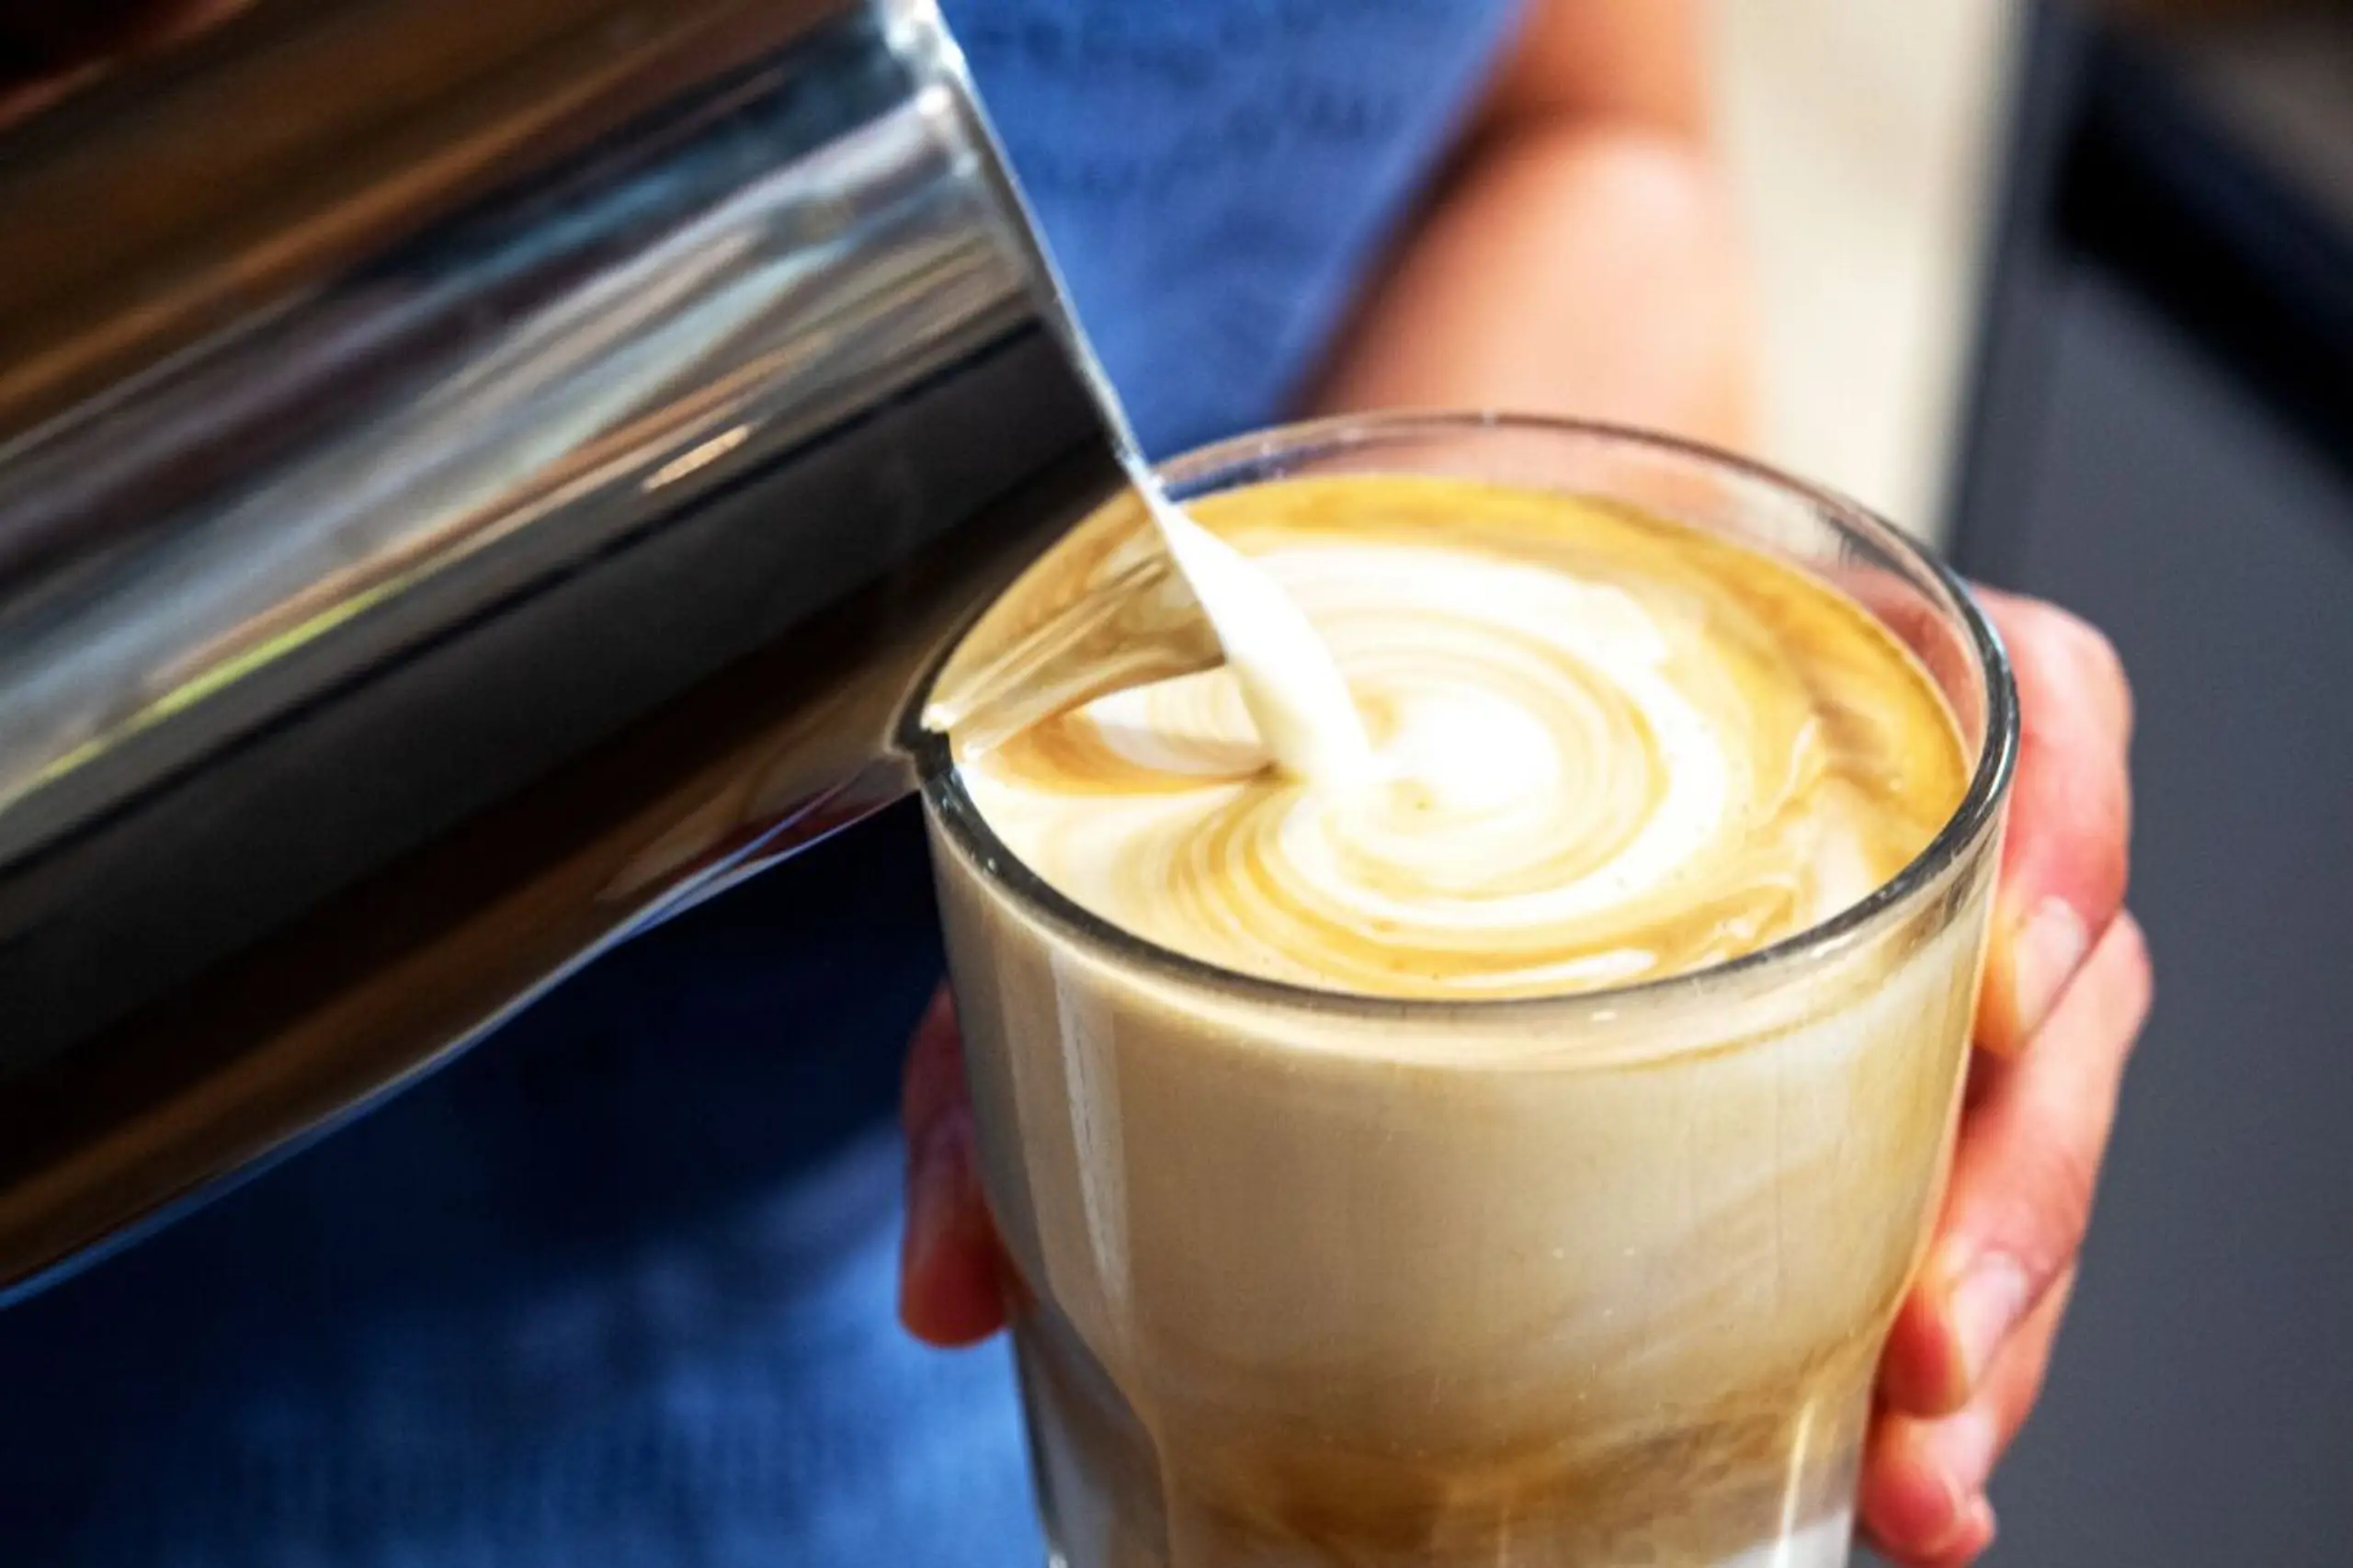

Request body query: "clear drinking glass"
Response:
[915, 415, 2018, 1568]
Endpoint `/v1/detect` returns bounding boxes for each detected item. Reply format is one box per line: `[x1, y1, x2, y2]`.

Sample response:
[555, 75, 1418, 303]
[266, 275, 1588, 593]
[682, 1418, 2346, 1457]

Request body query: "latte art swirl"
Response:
[959, 477, 1965, 999]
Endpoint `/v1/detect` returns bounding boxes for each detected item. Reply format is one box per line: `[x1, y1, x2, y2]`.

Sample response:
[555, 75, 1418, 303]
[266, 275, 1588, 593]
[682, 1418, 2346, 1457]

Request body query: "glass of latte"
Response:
[915, 416, 2018, 1568]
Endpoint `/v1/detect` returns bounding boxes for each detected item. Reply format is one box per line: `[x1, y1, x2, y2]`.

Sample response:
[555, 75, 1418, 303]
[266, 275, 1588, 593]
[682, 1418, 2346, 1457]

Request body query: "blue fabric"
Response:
[0, 4, 1518, 1562]
[958, 0, 1520, 458]
[0, 812, 1032, 1567]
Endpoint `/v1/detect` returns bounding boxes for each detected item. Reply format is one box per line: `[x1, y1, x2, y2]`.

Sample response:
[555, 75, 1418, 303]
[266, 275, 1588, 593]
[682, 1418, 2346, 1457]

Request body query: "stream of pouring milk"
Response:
[1017, 221, 1370, 785]
[1128, 468, 1372, 783]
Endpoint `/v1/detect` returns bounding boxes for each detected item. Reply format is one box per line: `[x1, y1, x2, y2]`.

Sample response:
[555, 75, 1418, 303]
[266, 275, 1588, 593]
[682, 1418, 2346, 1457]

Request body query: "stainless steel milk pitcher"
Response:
[0, 0, 1134, 1300]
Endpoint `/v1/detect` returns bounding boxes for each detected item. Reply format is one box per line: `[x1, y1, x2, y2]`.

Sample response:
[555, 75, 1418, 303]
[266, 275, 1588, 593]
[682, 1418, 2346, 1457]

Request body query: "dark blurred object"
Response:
[2097, 0, 2341, 21]
[1932, 2, 2353, 1562]
[0, 0, 240, 77]
[0, 0, 247, 119]
[0, 0, 1123, 1303]
[2151, 0, 2353, 244]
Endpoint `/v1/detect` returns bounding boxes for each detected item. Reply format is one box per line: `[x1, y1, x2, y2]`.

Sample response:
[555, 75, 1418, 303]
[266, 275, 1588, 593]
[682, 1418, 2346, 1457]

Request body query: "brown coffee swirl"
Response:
[958, 475, 1965, 1000]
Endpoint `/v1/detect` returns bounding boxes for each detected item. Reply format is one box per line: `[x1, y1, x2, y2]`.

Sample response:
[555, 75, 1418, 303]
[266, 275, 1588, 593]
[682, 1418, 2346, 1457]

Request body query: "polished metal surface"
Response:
[0, 0, 1127, 1300]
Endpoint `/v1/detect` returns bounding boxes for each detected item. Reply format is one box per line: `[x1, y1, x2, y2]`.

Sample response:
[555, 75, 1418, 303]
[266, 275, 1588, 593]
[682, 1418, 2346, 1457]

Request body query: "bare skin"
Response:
[901, 7, 2148, 1568]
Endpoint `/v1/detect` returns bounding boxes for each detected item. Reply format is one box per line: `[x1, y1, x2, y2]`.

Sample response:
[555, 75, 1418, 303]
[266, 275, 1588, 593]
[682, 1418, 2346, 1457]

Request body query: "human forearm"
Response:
[1310, 119, 1756, 450]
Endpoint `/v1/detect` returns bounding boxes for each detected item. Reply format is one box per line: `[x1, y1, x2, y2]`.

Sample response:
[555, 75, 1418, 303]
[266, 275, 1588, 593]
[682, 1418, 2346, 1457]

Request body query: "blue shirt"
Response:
[0, 5, 1518, 1562]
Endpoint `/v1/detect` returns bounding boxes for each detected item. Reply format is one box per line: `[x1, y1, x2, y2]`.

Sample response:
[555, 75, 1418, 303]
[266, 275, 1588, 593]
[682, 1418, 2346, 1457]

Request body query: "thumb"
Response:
[1974, 590, 2133, 1056]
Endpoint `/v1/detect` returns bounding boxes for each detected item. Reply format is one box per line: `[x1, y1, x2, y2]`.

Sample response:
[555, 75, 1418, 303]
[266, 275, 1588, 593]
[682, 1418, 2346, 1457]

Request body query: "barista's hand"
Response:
[897, 981, 1006, 1349]
[897, 589, 2149, 1568]
[1861, 589, 2147, 1566]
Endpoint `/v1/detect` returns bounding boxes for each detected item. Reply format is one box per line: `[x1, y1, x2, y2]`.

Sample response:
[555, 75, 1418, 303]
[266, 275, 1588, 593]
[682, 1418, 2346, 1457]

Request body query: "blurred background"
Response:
[1711, 0, 2015, 540]
[1733, 1, 2353, 1562]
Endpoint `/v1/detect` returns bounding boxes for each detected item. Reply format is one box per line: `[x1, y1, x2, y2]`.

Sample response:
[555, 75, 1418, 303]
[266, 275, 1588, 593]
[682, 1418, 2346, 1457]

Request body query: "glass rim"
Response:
[919, 411, 2019, 1023]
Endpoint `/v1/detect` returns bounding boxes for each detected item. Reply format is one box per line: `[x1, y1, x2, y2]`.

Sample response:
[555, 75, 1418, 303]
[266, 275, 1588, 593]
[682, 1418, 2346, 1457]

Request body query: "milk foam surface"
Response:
[959, 475, 1967, 1000]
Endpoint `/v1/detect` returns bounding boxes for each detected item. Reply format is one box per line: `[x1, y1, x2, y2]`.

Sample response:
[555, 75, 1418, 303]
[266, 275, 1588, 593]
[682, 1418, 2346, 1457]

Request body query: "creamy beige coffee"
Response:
[962, 476, 1964, 1000]
[924, 471, 2000, 1568]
